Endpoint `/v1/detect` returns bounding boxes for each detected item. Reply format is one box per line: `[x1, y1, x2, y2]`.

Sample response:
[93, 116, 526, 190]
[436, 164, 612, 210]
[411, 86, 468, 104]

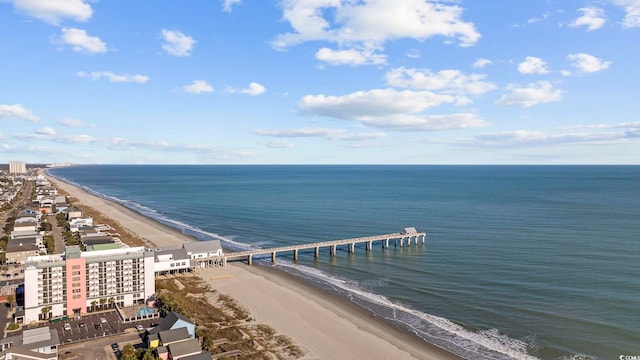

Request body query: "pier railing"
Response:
[220, 228, 427, 265]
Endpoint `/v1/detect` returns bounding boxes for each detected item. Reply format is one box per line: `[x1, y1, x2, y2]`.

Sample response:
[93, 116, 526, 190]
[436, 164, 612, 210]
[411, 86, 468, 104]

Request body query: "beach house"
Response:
[0, 327, 59, 359]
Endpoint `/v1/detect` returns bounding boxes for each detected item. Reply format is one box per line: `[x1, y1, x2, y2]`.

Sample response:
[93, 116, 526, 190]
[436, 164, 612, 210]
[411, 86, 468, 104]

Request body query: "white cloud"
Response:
[77, 71, 149, 83]
[567, 53, 611, 73]
[517, 56, 549, 74]
[183, 80, 213, 94]
[60, 134, 95, 144]
[58, 117, 87, 127]
[473, 58, 492, 69]
[558, 121, 640, 131]
[298, 88, 488, 131]
[222, 0, 242, 12]
[495, 81, 564, 107]
[265, 140, 295, 148]
[107, 137, 256, 160]
[36, 127, 56, 136]
[272, 0, 480, 51]
[569, 7, 607, 31]
[240, 82, 267, 96]
[611, 0, 640, 28]
[527, 12, 551, 24]
[12, 0, 93, 25]
[315, 47, 386, 66]
[357, 113, 488, 131]
[59, 28, 107, 54]
[300, 89, 457, 118]
[449, 121, 640, 148]
[406, 49, 421, 59]
[0, 104, 40, 122]
[255, 128, 386, 141]
[161, 29, 195, 57]
[14, 127, 96, 143]
[385, 67, 496, 95]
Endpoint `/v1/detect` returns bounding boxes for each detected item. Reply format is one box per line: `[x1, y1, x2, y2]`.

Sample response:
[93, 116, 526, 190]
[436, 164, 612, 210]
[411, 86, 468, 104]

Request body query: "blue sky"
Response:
[1, 0, 639, 164]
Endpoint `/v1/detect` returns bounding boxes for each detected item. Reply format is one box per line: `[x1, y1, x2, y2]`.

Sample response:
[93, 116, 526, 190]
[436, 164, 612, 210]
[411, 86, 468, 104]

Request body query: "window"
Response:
[72, 276, 80, 282]
[72, 289, 81, 293]
[72, 265, 80, 270]
[72, 271, 81, 275]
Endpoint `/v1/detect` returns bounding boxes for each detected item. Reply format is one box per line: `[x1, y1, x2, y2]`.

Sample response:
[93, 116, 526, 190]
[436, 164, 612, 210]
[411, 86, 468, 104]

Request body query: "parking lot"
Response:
[19, 310, 160, 345]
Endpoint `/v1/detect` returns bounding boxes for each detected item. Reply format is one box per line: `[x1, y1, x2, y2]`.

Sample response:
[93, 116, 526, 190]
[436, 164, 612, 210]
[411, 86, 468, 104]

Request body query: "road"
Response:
[1, 179, 34, 236]
[49, 213, 66, 254]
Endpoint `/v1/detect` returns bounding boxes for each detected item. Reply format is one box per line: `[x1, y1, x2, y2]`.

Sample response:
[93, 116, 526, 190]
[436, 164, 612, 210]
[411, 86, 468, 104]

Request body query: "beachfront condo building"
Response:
[23, 246, 155, 323]
[8, 161, 27, 174]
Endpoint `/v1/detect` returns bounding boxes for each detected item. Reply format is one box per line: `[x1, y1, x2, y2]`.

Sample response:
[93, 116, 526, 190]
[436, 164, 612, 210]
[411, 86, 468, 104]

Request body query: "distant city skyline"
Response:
[1, 0, 639, 164]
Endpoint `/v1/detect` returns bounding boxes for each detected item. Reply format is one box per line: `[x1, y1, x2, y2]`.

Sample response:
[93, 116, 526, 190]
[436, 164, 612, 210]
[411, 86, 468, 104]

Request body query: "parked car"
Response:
[111, 343, 119, 351]
[100, 317, 107, 324]
[94, 323, 101, 329]
[63, 323, 71, 331]
[78, 322, 86, 328]
[135, 324, 144, 331]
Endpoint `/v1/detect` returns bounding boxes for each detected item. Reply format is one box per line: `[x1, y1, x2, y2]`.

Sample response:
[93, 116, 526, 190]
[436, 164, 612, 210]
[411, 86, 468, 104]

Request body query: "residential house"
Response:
[65, 207, 82, 221]
[69, 217, 93, 232]
[5, 238, 42, 265]
[166, 338, 202, 360]
[153, 248, 191, 275]
[149, 311, 195, 339]
[0, 327, 59, 359]
[183, 240, 224, 268]
[158, 327, 190, 348]
[12, 219, 38, 233]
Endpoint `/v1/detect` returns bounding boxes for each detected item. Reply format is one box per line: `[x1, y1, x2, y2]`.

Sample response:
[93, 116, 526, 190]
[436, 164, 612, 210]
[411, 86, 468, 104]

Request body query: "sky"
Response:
[0, 0, 639, 165]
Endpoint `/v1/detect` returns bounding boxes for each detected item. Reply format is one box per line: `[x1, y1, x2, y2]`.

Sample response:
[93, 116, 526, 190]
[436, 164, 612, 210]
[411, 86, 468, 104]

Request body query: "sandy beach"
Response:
[46, 173, 461, 360]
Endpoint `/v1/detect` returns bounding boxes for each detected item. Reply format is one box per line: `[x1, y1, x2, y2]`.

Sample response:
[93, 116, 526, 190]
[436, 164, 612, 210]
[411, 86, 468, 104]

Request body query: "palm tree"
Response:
[41, 306, 51, 320]
[108, 297, 115, 309]
[91, 300, 97, 312]
[99, 298, 107, 310]
[6, 295, 14, 310]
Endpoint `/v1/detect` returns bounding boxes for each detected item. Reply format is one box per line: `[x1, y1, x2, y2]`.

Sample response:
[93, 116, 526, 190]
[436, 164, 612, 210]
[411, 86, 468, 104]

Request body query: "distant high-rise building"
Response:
[9, 161, 27, 174]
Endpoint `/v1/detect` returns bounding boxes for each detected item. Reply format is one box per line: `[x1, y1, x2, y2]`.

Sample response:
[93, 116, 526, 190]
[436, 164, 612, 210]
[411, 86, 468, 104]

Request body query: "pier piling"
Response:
[221, 228, 426, 265]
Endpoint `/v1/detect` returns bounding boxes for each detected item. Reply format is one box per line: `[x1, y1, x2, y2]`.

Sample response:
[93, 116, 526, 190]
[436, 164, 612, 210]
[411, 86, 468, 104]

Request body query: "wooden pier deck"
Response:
[220, 227, 427, 265]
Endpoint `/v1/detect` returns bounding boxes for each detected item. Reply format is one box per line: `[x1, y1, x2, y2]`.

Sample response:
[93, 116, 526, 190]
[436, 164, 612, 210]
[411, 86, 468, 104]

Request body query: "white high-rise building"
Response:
[9, 161, 27, 174]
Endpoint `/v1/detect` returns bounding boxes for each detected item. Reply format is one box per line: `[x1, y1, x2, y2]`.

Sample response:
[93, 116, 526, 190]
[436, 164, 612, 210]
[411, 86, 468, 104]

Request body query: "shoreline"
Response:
[45, 171, 463, 360]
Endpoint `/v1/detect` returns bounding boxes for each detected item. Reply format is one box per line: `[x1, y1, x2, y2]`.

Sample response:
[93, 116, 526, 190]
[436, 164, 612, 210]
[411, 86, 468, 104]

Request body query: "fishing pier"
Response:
[221, 227, 426, 266]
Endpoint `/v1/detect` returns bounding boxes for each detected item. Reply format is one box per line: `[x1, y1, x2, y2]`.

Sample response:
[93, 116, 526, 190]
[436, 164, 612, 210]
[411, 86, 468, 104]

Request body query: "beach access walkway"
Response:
[220, 227, 427, 266]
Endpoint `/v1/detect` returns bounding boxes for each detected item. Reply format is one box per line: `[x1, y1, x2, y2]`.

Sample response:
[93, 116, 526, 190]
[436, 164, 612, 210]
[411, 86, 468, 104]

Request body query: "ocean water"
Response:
[48, 165, 640, 360]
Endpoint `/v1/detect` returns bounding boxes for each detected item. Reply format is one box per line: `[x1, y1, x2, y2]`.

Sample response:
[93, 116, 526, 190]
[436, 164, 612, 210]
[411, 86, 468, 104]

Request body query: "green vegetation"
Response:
[120, 344, 136, 360]
[6, 323, 19, 331]
[156, 275, 303, 359]
[43, 235, 55, 254]
[40, 221, 52, 232]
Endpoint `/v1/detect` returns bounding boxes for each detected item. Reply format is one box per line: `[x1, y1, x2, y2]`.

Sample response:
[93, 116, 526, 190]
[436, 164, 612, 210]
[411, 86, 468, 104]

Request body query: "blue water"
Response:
[48, 165, 640, 360]
[137, 307, 155, 317]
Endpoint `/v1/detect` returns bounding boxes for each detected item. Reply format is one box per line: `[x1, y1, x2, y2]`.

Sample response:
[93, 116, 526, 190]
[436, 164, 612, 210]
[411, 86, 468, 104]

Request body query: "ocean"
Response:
[48, 165, 640, 360]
